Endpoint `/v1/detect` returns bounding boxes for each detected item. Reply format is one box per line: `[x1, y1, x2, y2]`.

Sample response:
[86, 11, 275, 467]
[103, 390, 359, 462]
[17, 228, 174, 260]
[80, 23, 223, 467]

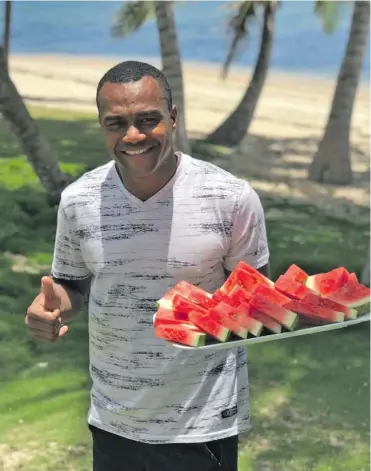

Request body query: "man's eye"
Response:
[106, 122, 121, 130]
[141, 118, 157, 125]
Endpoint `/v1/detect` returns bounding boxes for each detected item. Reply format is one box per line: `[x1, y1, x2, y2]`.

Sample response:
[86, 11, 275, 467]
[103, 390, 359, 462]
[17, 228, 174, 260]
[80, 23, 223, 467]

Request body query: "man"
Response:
[25, 61, 270, 471]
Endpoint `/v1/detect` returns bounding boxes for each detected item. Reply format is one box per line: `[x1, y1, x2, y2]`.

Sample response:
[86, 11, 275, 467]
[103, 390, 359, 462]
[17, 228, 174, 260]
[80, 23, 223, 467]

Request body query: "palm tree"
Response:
[3, 0, 11, 68]
[111, 1, 190, 154]
[308, 1, 370, 185]
[0, 47, 67, 203]
[206, 1, 277, 147]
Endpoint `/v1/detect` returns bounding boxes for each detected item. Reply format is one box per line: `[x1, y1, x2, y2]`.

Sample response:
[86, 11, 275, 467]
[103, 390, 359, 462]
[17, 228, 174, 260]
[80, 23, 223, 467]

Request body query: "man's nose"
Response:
[122, 125, 146, 144]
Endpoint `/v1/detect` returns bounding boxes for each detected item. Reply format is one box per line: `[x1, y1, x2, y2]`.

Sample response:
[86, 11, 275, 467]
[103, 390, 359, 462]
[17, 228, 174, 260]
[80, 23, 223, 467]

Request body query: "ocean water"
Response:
[2, 0, 370, 80]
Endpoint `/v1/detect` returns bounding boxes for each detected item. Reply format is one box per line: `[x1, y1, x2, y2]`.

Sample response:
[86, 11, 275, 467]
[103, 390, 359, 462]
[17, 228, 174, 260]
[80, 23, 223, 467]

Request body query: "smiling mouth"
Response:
[122, 146, 154, 156]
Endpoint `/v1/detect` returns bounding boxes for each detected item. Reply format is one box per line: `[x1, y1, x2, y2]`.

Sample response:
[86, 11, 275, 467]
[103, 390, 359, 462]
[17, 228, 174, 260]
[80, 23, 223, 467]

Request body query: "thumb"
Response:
[58, 324, 69, 338]
[41, 276, 59, 308]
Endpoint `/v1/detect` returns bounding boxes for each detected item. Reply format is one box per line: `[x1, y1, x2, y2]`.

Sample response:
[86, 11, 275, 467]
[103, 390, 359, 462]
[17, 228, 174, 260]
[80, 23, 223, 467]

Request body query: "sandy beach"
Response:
[7, 54, 370, 221]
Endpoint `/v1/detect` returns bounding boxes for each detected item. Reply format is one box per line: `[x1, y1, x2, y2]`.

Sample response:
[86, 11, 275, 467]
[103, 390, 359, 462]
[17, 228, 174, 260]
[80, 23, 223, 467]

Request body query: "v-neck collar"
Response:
[110, 152, 187, 208]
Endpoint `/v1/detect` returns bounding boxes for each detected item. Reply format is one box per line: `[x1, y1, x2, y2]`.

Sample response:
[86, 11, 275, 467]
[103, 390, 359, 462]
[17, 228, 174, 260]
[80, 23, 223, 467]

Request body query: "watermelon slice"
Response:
[284, 299, 344, 323]
[274, 276, 316, 300]
[231, 303, 264, 336]
[211, 289, 236, 307]
[153, 306, 189, 328]
[221, 262, 273, 294]
[326, 280, 370, 315]
[236, 261, 274, 286]
[249, 294, 298, 330]
[209, 302, 248, 338]
[249, 309, 282, 334]
[283, 264, 308, 283]
[252, 283, 290, 306]
[173, 281, 213, 309]
[155, 323, 207, 347]
[188, 310, 230, 342]
[301, 293, 358, 320]
[171, 293, 208, 314]
[229, 285, 252, 306]
[306, 267, 350, 295]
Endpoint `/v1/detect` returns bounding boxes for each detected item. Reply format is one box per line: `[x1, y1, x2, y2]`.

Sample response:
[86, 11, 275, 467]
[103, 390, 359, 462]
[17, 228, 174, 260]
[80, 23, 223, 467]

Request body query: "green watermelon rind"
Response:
[250, 295, 298, 331]
[189, 311, 230, 343]
[344, 299, 370, 314]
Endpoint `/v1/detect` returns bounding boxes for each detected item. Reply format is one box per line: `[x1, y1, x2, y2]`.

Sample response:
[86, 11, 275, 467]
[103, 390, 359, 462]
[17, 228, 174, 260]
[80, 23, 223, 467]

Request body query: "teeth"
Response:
[125, 147, 151, 155]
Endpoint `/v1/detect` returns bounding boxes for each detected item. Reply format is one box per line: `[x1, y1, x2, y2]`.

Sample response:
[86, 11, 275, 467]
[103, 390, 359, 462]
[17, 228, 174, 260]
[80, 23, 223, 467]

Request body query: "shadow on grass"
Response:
[243, 324, 370, 470]
[0, 107, 369, 469]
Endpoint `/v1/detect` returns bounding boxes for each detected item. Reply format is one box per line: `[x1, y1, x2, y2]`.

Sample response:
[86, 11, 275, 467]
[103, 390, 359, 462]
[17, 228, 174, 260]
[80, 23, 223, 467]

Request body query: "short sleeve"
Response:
[223, 183, 270, 272]
[51, 202, 91, 280]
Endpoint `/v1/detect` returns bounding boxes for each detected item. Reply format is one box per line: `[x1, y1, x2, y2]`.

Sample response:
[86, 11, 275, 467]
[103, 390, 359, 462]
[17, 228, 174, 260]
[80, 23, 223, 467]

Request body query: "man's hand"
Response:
[25, 276, 69, 341]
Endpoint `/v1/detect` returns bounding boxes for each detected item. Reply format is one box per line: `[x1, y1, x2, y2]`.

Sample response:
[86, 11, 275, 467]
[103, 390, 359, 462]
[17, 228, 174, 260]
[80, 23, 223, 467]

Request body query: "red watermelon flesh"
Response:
[274, 276, 317, 300]
[231, 302, 264, 336]
[249, 294, 298, 330]
[235, 261, 274, 286]
[171, 293, 208, 314]
[188, 310, 230, 342]
[302, 293, 357, 320]
[221, 263, 272, 294]
[306, 267, 350, 295]
[174, 281, 213, 309]
[154, 306, 189, 324]
[349, 272, 358, 283]
[326, 280, 370, 314]
[284, 299, 344, 323]
[210, 292, 263, 336]
[211, 289, 236, 307]
[209, 302, 248, 338]
[229, 285, 252, 306]
[283, 264, 308, 283]
[249, 309, 282, 334]
[155, 323, 207, 347]
[252, 283, 290, 306]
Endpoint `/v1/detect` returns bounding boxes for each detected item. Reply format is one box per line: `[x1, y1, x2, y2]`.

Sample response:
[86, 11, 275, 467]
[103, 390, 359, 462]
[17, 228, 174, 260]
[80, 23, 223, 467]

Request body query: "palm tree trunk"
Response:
[0, 47, 67, 203]
[206, 1, 277, 147]
[154, 1, 190, 154]
[308, 1, 370, 185]
[3, 1, 12, 67]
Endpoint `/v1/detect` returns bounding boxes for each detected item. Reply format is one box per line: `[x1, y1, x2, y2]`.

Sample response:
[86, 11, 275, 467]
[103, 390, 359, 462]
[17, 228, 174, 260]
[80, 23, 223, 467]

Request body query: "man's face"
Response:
[97, 76, 177, 179]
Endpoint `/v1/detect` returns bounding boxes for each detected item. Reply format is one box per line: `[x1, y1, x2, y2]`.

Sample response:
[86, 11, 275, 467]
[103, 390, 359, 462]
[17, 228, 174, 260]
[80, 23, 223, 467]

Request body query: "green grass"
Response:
[0, 107, 369, 470]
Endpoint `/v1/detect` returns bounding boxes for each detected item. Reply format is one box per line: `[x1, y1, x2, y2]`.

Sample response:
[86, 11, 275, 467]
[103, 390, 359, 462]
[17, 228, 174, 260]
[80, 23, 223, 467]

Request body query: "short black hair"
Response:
[96, 60, 172, 111]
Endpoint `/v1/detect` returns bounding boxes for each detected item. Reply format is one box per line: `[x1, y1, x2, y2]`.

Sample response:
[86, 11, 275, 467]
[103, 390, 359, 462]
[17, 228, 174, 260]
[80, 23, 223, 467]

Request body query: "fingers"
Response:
[41, 276, 58, 305]
[25, 308, 68, 342]
[26, 305, 61, 323]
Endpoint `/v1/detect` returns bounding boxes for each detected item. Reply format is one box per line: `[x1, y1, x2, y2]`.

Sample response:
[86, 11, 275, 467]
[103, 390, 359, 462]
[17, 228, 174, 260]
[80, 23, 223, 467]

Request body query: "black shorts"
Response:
[89, 424, 238, 471]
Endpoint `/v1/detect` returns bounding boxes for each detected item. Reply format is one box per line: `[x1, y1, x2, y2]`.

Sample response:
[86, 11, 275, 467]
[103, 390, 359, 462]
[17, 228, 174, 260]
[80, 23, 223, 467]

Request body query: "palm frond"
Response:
[111, 1, 155, 38]
[315, 0, 342, 35]
[222, 1, 257, 79]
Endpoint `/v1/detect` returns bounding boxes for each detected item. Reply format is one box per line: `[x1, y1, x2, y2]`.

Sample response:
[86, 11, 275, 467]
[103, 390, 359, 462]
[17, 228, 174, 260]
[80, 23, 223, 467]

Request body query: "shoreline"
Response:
[10, 53, 370, 89]
[4, 52, 370, 218]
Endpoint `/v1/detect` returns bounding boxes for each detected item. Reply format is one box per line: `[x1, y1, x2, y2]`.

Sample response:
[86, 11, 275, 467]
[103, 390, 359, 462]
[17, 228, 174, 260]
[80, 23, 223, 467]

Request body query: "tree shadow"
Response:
[240, 324, 370, 470]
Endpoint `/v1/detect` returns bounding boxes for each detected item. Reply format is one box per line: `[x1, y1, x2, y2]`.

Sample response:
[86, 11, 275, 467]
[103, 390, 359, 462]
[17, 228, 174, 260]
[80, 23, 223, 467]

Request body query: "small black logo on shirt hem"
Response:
[221, 405, 238, 419]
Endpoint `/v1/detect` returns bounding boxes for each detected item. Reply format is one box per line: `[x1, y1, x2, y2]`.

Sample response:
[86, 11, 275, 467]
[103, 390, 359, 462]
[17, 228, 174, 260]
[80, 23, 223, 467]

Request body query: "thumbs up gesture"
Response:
[25, 276, 68, 341]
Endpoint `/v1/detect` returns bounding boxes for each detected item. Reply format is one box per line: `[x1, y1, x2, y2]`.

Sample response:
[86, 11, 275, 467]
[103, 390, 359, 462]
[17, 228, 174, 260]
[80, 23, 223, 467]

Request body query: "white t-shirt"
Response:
[51, 153, 269, 444]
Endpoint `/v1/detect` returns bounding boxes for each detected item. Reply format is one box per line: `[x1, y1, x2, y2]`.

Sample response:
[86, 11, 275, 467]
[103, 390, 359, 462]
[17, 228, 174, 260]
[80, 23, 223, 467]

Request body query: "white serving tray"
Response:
[170, 313, 370, 351]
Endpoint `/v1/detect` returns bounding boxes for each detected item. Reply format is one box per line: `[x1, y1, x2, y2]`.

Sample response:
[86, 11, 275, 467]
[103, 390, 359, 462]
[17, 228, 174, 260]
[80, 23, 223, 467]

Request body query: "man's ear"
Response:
[170, 105, 178, 131]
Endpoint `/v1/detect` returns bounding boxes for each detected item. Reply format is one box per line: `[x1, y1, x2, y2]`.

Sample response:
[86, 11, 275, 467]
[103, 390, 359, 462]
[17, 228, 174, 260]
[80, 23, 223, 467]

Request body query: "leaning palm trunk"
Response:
[154, 1, 190, 154]
[206, 1, 277, 147]
[3, 1, 12, 67]
[0, 47, 67, 203]
[308, 1, 370, 185]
